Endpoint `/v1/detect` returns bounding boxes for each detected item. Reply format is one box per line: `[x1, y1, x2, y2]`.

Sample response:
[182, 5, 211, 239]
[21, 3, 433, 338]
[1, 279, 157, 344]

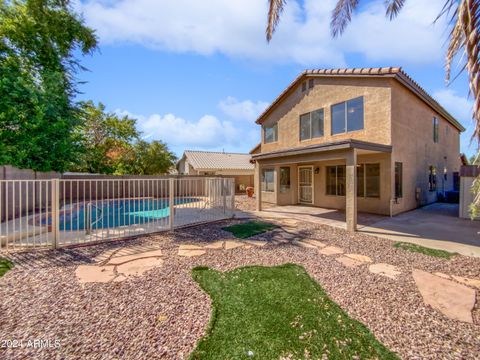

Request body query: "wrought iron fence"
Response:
[0, 177, 235, 250]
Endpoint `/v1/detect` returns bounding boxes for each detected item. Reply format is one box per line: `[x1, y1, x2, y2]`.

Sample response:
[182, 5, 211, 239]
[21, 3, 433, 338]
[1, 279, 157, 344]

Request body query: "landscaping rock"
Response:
[368, 263, 401, 279]
[244, 240, 268, 247]
[302, 239, 327, 248]
[412, 269, 476, 323]
[292, 240, 317, 249]
[178, 249, 206, 257]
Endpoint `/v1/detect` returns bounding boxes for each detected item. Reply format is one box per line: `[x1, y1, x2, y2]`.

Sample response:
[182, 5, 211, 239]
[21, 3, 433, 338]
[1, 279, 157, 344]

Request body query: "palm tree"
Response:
[266, 0, 480, 216]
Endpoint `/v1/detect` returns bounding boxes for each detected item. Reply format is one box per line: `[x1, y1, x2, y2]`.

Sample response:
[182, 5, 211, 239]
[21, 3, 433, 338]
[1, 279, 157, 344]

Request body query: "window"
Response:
[433, 117, 439, 143]
[428, 166, 437, 192]
[326, 165, 346, 196]
[357, 163, 380, 198]
[261, 169, 275, 192]
[395, 162, 403, 198]
[453, 171, 460, 191]
[331, 96, 364, 135]
[308, 79, 314, 89]
[301, 82, 307, 92]
[280, 167, 290, 192]
[263, 123, 278, 143]
[300, 109, 324, 141]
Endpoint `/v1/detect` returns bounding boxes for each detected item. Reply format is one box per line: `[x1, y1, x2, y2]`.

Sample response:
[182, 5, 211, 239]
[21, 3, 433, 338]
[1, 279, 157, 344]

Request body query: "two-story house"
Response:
[251, 67, 465, 231]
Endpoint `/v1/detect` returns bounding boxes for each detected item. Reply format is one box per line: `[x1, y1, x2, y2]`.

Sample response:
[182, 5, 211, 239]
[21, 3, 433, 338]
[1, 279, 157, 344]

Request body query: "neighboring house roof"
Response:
[178, 150, 254, 171]
[255, 67, 465, 132]
[249, 143, 261, 154]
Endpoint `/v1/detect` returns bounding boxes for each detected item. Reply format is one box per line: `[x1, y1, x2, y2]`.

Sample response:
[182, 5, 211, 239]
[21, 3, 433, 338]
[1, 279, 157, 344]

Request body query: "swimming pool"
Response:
[39, 197, 199, 231]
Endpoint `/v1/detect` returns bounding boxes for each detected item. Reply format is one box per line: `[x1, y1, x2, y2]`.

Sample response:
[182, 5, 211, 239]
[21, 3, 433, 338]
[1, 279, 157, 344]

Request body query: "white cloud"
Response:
[218, 97, 269, 122]
[77, 0, 449, 66]
[116, 109, 259, 154]
[433, 89, 473, 123]
[433, 89, 477, 155]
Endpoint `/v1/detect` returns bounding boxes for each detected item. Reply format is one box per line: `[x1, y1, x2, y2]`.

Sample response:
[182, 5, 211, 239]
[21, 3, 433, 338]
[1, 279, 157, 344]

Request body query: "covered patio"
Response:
[252, 139, 393, 232]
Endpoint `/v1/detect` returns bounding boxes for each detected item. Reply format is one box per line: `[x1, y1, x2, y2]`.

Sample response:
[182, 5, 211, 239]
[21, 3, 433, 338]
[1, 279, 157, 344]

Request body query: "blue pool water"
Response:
[41, 198, 198, 231]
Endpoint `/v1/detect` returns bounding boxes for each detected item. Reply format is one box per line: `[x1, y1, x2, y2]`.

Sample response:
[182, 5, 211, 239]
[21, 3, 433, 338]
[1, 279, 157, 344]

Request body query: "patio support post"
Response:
[346, 149, 357, 232]
[255, 162, 262, 211]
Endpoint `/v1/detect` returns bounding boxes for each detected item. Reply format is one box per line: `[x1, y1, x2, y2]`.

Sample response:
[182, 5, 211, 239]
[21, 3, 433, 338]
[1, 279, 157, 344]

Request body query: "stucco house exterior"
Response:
[251, 67, 465, 231]
[176, 150, 254, 193]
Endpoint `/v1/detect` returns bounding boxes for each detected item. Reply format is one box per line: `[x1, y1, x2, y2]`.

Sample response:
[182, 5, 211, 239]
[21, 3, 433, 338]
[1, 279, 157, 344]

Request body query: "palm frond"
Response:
[331, 0, 359, 38]
[266, 0, 287, 42]
[445, 0, 480, 141]
[385, 0, 406, 20]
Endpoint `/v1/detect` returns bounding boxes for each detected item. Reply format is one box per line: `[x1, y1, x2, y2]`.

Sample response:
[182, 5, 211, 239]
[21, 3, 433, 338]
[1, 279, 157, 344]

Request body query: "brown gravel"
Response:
[1, 214, 480, 359]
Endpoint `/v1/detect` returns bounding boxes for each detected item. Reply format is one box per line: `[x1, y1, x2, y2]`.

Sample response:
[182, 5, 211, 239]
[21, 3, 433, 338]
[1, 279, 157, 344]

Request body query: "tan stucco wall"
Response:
[261, 77, 392, 152]
[258, 153, 391, 215]
[390, 81, 462, 215]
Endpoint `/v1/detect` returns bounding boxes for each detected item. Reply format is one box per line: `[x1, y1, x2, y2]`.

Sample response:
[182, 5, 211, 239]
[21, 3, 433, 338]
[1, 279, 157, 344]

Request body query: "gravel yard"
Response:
[1, 200, 480, 359]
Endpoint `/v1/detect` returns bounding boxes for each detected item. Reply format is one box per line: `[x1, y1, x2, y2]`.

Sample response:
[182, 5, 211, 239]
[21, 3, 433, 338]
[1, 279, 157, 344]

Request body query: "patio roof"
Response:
[251, 139, 392, 161]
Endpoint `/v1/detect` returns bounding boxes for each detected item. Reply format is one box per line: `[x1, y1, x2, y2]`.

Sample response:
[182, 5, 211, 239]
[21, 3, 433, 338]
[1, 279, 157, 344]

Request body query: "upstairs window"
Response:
[433, 117, 439, 143]
[308, 79, 314, 89]
[300, 109, 324, 141]
[261, 169, 275, 192]
[263, 123, 278, 143]
[331, 96, 364, 135]
[428, 165, 437, 192]
[301, 82, 307, 92]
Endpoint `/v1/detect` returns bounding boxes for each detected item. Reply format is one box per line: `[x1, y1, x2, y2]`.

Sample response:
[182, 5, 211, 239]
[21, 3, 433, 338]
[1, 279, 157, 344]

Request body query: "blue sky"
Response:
[75, 0, 477, 158]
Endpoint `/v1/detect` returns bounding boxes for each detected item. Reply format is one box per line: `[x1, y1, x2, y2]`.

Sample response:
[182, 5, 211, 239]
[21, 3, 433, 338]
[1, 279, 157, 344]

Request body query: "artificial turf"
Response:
[190, 264, 399, 360]
[222, 221, 278, 239]
[394, 242, 457, 259]
[0, 258, 13, 277]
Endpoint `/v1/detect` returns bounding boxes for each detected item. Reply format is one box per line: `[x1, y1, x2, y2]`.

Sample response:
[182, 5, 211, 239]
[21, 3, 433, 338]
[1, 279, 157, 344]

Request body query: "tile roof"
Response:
[181, 150, 254, 171]
[255, 67, 465, 132]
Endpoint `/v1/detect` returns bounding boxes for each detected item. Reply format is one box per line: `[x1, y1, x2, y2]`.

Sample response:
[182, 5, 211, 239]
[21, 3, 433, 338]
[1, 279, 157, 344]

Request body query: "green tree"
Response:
[0, 0, 97, 172]
[124, 140, 177, 175]
[73, 101, 140, 174]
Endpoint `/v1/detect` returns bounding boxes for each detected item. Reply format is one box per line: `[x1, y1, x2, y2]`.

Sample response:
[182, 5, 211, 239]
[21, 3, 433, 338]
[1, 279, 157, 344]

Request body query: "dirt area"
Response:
[1, 205, 480, 359]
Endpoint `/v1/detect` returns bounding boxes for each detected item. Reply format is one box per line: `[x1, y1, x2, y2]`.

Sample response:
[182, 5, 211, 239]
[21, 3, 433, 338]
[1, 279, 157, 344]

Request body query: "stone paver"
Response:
[178, 249, 206, 257]
[451, 275, 480, 290]
[178, 244, 204, 250]
[336, 256, 364, 268]
[433, 272, 451, 280]
[319, 246, 344, 256]
[302, 239, 327, 248]
[107, 249, 163, 265]
[224, 240, 245, 250]
[117, 257, 164, 277]
[368, 263, 401, 279]
[244, 239, 268, 247]
[345, 253, 372, 263]
[204, 241, 224, 249]
[292, 240, 317, 249]
[412, 269, 476, 323]
[76, 265, 116, 284]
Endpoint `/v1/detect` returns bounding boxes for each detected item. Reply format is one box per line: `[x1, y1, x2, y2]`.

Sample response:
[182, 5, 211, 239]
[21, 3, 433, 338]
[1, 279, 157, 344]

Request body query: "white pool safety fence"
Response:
[0, 177, 235, 250]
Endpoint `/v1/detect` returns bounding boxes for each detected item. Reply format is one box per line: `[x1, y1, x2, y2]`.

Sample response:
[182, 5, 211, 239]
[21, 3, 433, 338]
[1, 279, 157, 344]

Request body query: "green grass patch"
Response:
[190, 264, 399, 360]
[0, 258, 13, 277]
[394, 242, 457, 259]
[222, 221, 278, 239]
